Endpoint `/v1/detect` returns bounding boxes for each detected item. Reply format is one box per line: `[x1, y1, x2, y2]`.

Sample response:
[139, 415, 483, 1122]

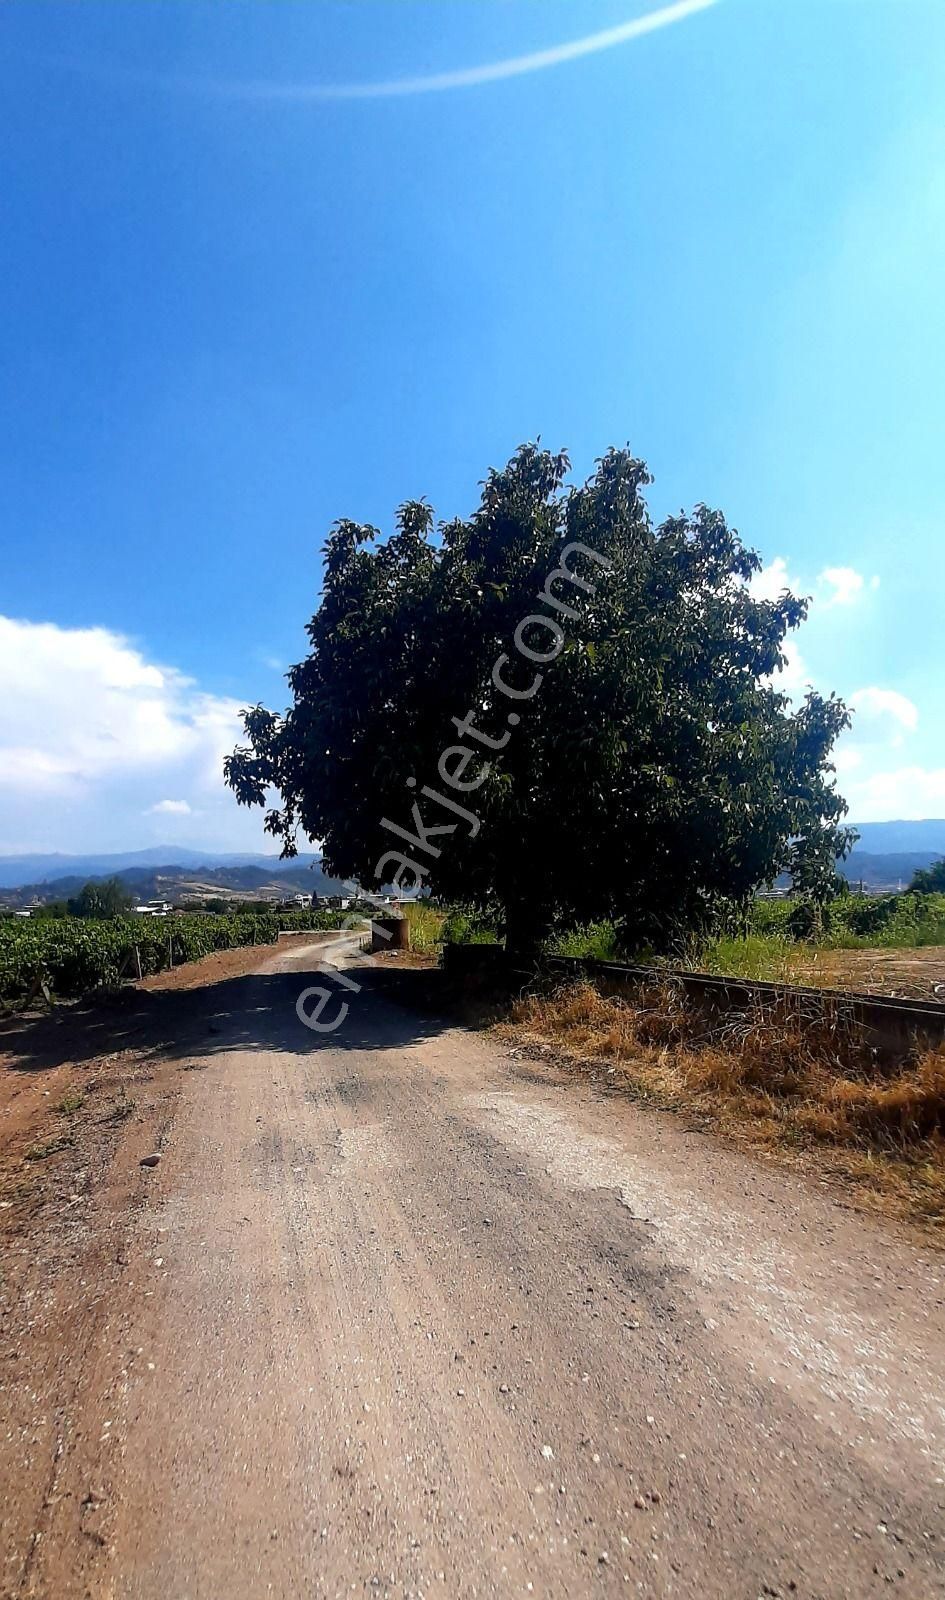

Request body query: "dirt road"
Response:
[2, 936, 944, 1598]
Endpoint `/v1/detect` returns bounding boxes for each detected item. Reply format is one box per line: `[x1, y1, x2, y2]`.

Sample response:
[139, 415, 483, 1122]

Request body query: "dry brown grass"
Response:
[782, 943, 945, 1002]
[509, 980, 945, 1227]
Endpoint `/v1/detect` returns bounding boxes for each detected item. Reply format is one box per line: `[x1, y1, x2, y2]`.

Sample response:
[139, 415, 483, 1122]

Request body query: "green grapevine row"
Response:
[0, 909, 354, 1003]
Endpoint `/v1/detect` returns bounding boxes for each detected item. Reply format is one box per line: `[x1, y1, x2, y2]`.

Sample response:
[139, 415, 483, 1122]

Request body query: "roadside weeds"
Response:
[502, 979, 945, 1230]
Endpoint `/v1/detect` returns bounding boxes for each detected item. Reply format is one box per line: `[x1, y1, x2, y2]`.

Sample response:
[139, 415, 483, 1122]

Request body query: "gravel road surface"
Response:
[3, 936, 944, 1599]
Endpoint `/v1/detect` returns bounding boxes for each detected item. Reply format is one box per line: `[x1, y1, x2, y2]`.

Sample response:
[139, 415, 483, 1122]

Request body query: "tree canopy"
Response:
[225, 444, 853, 951]
[909, 858, 945, 894]
[68, 876, 134, 919]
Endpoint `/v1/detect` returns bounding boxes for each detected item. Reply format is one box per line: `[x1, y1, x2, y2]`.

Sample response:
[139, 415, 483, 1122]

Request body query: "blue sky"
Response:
[1, 0, 943, 852]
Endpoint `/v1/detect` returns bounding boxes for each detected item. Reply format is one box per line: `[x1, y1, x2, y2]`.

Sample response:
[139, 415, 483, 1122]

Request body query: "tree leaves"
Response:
[225, 444, 853, 951]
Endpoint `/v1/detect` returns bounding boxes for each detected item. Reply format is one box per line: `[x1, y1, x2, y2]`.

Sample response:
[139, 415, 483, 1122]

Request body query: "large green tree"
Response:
[226, 445, 853, 952]
[68, 876, 134, 920]
[909, 859, 945, 894]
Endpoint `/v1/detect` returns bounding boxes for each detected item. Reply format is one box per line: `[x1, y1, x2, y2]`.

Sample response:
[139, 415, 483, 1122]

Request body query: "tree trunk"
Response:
[503, 900, 550, 968]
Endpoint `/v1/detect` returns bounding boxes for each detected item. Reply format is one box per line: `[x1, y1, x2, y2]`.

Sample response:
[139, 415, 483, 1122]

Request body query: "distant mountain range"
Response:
[845, 820, 945, 854]
[0, 847, 318, 889]
[840, 821, 945, 889]
[0, 849, 352, 906]
[840, 851, 942, 890]
[0, 820, 942, 904]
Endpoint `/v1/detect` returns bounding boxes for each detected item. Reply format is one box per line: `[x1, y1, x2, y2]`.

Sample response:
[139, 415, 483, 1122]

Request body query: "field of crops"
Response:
[0, 908, 352, 1004]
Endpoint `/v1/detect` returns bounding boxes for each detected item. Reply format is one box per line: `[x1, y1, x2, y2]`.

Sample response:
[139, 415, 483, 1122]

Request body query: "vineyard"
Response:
[0, 909, 353, 1005]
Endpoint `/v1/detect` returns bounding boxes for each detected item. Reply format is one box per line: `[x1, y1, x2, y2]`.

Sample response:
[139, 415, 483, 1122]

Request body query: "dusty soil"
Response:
[0, 935, 349, 1183]
[783, 944, 945, 1002]
[1, 936, 944, 1599]
[136, 929, 342, 992]
[370, 948, 440, 971]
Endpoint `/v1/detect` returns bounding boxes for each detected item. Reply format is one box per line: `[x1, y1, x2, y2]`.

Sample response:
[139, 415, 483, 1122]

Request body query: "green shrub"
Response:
[827, 892, 945, 948]
[547, 921, 622, 961]
[402, 901, 446, 952]
[749, 899, 797, 937]
[699, 933, 793, 982]
[746, 892, 945, 951]
[440, 908, 500, 946]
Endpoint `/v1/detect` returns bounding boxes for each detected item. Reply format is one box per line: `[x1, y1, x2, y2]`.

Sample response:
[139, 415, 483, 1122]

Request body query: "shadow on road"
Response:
[0, 964, 469, 1076]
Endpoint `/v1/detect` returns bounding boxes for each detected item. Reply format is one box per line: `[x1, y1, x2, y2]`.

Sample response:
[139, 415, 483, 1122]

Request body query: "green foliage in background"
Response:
[401, 901, 446, 953]
[699, 933, 794, 982]
[67, 876, 134, 919]
[909, 859, 945, 895]
[271, 908, 354, 934]
[0, 908, 351, 1004]
[546, 921, 622, 961]
[825, 892, 945, 948]
[533, 890, 945, 979]
[440, 907, 501, 947]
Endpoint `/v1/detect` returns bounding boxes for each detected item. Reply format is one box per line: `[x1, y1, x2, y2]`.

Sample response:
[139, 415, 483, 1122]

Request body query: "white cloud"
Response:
[744, 560, 936, 824]
[775, 638, 812, 695]
[253, 648, 286, 674]
[750, 555, 879, 614]
[745, 559, 812, 693]
[832, 744, 863, 775]
[839, 765, 945, 823]
[832, 690, 939, 822]
[848, 685, 919, 737]
[817, 566, 879, 608]
[0, 615, 265, 852]
[747, 556, 891, 709]
[0, 617, 225, 792]
[748, 555, 796, 604]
